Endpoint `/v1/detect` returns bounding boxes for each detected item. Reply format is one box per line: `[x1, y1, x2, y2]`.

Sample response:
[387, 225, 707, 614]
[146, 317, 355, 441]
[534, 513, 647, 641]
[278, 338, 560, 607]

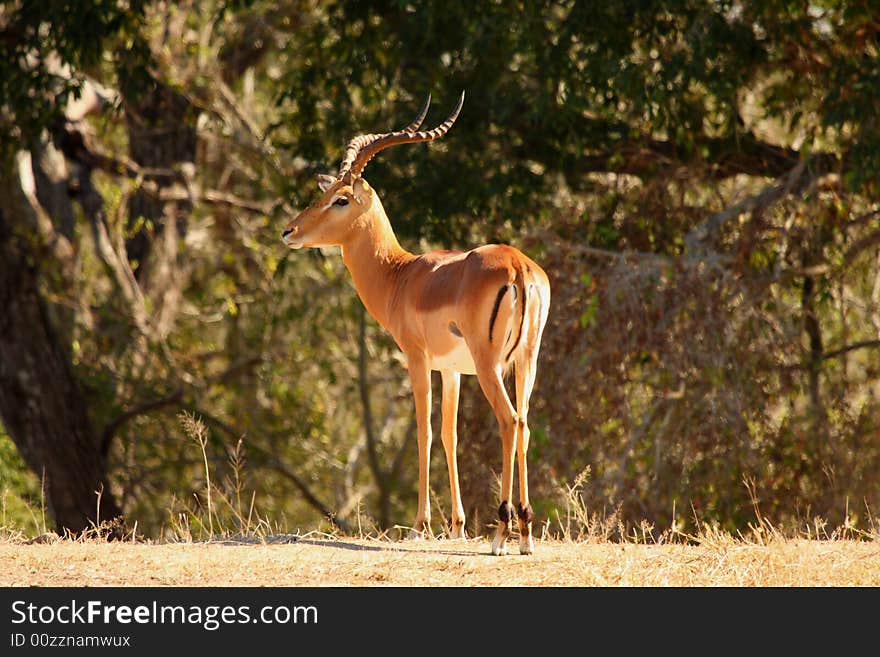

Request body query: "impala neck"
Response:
[339, 197, 412, 330]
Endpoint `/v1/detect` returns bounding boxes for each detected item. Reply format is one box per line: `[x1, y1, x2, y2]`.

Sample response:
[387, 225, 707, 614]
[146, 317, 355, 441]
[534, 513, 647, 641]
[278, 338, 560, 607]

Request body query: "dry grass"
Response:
[0, 532, 877, 587]
[2, 417, 877, 587]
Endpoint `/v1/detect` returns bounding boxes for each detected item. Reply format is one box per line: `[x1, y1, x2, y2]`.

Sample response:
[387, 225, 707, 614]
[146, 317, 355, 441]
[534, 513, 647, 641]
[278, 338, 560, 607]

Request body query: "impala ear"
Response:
[316, 174, 336, 192]
[352, 176, 371, 204]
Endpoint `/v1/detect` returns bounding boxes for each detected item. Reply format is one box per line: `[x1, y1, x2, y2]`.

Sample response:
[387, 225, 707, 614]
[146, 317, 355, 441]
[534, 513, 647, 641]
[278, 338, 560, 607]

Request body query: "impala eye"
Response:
[333, 197, 349, 207]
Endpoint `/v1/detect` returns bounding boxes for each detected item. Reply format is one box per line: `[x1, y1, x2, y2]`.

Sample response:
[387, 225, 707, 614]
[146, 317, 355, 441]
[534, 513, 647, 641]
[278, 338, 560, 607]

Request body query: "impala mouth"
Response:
[282, 235, 304, 249]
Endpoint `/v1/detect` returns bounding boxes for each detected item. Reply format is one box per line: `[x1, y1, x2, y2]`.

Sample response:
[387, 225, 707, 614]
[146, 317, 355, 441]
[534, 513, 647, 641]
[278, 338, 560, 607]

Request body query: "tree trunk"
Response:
[119, 67, 197, 281]
[117, 66, 198, 339]
[357, 306, 392, 529]
[0, 172, 122, 535]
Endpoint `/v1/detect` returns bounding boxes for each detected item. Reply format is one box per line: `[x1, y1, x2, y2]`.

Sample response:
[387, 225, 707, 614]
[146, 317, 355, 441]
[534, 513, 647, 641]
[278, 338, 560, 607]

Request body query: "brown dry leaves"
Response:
[1, 536, 878, 587]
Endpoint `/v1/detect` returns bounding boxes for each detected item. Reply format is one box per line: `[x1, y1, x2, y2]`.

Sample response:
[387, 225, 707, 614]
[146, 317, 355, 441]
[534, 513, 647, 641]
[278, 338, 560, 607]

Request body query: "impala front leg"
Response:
[407, 353, 433, 539]
[440, 369, 466, 539]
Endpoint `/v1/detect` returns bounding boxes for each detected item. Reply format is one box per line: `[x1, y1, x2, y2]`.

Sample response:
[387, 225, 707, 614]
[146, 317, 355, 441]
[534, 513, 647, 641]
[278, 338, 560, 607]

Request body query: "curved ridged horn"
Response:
[337, 91, 464, 181]
[402, 93, 432, 133]
[337, 95, 431, 179]
[337, 94, 435, 179]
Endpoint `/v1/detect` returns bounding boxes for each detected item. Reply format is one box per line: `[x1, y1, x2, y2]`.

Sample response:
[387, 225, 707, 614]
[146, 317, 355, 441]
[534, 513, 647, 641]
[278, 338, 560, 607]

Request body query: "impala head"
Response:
[281, 91, 465, 249]
[280, 175, 375, 249]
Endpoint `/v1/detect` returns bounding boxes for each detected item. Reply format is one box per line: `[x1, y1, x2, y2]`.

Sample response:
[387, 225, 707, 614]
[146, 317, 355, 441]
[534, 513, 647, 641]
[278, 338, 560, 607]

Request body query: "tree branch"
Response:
[262, 456, 352, 535]
[822, 340, 880, 362]
[191, 409, 351, 534]
[780, 340, 880, 370]
[388, 414, 416, 487]
[515, 112, 840, 183]
[843, 228, 880, 269]
[101, 388, 184, 458]
[685, 160, 810, 252]
[358, 306, 383, 484]
[156, 186, 280, 215]
[77, 167, 152, 336]
[13, 150, 75, 270]
[59, 123, 278, 214]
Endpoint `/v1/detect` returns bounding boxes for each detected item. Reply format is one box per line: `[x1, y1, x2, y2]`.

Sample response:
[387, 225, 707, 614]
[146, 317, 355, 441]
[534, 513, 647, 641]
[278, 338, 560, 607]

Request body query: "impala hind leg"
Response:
[440, 370, 467, 539]
[515, 287, 548, 554]
[474, 362, 518, 556]
[514, 354, 538, 555]
[407, 354, 433, 539]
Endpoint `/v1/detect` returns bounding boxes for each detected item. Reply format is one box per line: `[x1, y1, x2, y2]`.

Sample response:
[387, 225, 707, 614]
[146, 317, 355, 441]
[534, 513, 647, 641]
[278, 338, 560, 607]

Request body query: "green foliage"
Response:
[268, 0, 878, 245]
[0, 1, 148, 163]
[0, 429, 42, 532]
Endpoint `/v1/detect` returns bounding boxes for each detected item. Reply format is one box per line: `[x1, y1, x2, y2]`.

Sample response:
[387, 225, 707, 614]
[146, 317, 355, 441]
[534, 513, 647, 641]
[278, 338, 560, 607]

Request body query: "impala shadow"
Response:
[294, 537, 493, 558]
[198, 535, 498, 557]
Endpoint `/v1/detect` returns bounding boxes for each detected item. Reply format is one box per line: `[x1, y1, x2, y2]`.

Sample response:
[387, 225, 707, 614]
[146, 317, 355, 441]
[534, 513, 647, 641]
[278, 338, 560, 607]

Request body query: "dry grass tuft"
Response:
[170, 412, 280, 543]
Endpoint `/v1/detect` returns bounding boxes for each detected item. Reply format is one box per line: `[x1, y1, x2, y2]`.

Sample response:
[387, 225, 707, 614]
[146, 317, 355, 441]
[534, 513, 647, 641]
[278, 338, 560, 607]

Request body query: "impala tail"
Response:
[487, 265, 529, 372]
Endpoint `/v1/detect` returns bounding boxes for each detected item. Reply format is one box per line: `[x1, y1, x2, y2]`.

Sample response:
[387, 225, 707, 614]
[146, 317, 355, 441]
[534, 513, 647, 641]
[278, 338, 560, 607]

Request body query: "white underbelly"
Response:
[429, 339, 476, 375]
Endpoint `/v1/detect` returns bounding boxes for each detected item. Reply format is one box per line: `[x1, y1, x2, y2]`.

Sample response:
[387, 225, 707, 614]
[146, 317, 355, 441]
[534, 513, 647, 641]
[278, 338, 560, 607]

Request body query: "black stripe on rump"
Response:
[488, 284, 509, 343]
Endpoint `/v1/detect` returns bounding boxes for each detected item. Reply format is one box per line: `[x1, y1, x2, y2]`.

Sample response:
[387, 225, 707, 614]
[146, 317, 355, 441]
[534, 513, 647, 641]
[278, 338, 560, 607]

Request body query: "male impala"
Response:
[281, 92, 550, 555]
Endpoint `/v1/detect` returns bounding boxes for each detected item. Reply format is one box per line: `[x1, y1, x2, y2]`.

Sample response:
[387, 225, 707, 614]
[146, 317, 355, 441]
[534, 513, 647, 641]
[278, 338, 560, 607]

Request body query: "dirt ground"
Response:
[2, 535, 878, 586]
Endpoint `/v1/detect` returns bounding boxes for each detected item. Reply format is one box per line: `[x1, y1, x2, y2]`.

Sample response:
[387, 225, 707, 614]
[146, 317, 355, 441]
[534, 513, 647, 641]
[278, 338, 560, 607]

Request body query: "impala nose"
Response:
[281, 228, 293, 239]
